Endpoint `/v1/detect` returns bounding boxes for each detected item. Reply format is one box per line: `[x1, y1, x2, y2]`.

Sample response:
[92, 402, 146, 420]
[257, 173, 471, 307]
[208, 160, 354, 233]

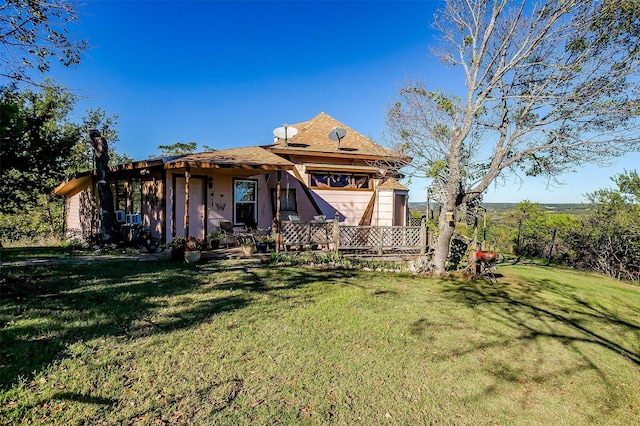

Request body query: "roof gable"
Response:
[377, 177, 408, 191]
[266, 112, 403, 159]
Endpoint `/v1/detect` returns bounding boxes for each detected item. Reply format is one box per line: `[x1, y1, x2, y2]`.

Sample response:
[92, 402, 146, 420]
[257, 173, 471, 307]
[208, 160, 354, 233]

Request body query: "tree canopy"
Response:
[155, 141, 198, 157]
[0, 0, 88, 84]
[0, 83, 77, 213]
[569, 170, 640, 281]
[387, 0, 640, 274]
[0, 82, 126, 245]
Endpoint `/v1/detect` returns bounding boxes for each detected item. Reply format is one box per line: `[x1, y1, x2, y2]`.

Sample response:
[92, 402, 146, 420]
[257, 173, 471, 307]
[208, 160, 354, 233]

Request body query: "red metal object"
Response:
[476, 250, 499, 263]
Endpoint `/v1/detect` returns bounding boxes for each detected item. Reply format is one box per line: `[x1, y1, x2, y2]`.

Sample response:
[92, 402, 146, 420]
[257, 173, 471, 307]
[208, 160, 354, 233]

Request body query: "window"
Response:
[310, 173, 370, 189]
[115, 180, 126, 211]
[271, 188, 297, 218]
[234, 179, 257, 226]
[114, 178, 142, 213]
[130, 178, 142, 213]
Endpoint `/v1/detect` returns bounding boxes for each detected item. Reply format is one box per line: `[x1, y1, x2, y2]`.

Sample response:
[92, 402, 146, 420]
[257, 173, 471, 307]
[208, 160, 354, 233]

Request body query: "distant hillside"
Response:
[409, 202, 592, 215]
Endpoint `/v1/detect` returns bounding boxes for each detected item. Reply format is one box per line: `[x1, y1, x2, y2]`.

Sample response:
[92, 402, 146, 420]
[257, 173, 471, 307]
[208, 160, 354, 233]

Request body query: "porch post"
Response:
[333, 212, 340, 253]
[184, 168, 190, 238]
[275, 171, 282, 252]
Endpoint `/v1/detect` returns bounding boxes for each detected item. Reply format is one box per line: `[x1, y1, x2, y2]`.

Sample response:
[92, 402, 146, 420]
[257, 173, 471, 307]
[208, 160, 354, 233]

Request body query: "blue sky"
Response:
[47, 0, 639, 204]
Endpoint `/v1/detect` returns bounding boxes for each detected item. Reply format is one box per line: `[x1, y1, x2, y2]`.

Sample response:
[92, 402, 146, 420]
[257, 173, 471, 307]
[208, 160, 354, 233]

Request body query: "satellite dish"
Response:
[328, 127, 347, 150]
[273, 124, 298, 147]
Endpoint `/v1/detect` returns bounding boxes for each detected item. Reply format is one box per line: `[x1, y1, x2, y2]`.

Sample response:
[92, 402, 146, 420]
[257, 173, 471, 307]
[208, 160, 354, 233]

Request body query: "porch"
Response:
[280, 219, 434, 258]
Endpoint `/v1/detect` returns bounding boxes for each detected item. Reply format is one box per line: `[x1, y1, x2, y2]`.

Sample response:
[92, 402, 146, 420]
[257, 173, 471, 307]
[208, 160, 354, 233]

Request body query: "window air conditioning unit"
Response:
[126, 213, 142, 225]
[115, 210, 125, 223]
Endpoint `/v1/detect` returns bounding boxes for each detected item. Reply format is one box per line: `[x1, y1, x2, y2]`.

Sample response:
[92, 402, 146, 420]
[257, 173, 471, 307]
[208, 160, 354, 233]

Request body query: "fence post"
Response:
[333, 215, 340, 253]
[420, 222, 426, 255]
[378, 227, 383, 255]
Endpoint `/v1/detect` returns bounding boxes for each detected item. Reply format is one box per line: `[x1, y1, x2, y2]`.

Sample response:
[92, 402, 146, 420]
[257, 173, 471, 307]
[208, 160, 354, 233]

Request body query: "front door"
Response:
[393, 193, 407, 226]
[175, 177, 206, 238]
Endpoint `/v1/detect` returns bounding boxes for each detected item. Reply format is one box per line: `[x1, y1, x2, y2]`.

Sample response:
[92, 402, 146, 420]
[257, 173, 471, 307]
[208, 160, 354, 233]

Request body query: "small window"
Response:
[353, 175, 369, 188]
[310, 173, 370, 189]
[271, 188, 297, 218]
[234, 179, 257, 226]
[115, 179, 142, 213]
[116, 180, 126, 211]
[131, 178, 142, 213]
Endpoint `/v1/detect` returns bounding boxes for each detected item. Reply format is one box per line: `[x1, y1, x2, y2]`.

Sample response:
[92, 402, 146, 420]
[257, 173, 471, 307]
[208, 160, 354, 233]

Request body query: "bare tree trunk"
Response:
[433, 197, 458, 275]
[45, 198, 55, 236]
[89, 129, 117, 243]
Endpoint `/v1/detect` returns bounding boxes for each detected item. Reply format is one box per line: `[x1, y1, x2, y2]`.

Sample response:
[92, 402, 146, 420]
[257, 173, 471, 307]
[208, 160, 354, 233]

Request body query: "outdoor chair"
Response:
[219, 221, 240, 248]
[219, 220, 257, 247]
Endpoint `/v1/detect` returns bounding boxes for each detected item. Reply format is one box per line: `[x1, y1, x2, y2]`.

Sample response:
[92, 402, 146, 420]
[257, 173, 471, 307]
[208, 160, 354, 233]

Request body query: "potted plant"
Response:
[208, 230, 225, 249]
[257, 233, 275, 253]
[237, 235, 255, 255]
[266, 231, 277, 251]
[256, 236, 268, 254]
[184, 236, 205, 263]
[167, 236, 186, 262]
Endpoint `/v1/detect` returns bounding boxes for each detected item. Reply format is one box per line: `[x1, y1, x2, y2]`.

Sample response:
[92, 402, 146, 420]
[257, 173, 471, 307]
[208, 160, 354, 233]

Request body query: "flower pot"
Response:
[256, 242, 268, 253]
[171, 248, 185, 262]
[210, 240, 220, 250]
[184, 250, 201, 263]
[241, 244, 255, 255]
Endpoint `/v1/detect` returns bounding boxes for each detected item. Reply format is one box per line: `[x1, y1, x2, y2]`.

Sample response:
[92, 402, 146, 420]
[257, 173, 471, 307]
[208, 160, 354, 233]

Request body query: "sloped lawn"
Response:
[1, 254, 638, 424]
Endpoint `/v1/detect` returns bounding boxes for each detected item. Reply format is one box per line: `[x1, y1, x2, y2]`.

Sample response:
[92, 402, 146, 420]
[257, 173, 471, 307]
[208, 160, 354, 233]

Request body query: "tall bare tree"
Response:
[387, 0, 640, 275]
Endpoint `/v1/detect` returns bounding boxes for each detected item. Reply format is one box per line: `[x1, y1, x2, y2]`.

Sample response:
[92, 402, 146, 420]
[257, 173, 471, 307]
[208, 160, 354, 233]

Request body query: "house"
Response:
[54, 112, 409, 243]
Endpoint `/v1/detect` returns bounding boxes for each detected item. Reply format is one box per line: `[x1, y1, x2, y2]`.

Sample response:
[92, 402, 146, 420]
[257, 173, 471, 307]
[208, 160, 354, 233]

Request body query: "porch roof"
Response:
[303, 162, 383, 175]
[164, 146, 295, 172]
[54, 147, 294, 197]
[53, 173, 93, 197]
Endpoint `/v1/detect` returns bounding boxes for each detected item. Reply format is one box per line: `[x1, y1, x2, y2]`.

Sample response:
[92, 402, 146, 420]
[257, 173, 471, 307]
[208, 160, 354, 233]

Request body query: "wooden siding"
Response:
[374, 190, 394, 227]
[308, 189, 373, 225]
[141, 179, 164, 241]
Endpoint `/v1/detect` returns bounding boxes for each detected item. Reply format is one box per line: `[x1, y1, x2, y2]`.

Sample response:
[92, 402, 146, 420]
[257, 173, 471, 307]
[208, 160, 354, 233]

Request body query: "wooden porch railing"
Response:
[280, 220, 432, 255]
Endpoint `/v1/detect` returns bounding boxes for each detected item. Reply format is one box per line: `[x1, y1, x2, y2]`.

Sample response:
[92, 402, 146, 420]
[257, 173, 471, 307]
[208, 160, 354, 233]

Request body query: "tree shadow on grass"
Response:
[207, 263, 361, 295]
[50, 392, 118, 406]
[408, 268, 640, 418]
[0, 259, 363, 389]
[0, 260, 251, 388]
[439, 272, 639, 366]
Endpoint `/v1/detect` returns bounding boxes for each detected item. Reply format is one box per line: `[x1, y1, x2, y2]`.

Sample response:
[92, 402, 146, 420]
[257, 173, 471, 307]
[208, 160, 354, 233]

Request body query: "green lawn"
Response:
[1, 253, 638, 425]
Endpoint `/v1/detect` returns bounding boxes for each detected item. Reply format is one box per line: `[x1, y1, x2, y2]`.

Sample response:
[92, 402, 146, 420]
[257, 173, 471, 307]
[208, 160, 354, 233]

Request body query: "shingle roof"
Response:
[266, 112, 404, 159]
[377, 177, 409, 191]
[54, 147, 294, 196]
[164, 146, 294, 170]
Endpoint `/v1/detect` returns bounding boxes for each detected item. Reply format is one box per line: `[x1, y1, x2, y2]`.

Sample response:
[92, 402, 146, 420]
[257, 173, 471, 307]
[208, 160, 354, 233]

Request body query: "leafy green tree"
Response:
[386, 0, 640, 275]
[0, 83, 78, 215]
[0, 0, 88, 84]
[0, 83, 128, 242]
[508, 201, 549, 258]
[66, 107, 131, 173]
[569, 170, 640, 281]
[155, 141, 198, 157]
[546, 213, 581, 263]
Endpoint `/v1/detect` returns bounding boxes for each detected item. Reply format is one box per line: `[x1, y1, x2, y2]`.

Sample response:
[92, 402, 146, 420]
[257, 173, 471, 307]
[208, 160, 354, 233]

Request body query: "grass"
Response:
[0, 245, 80, 262]
[0, 251, 639, 425]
